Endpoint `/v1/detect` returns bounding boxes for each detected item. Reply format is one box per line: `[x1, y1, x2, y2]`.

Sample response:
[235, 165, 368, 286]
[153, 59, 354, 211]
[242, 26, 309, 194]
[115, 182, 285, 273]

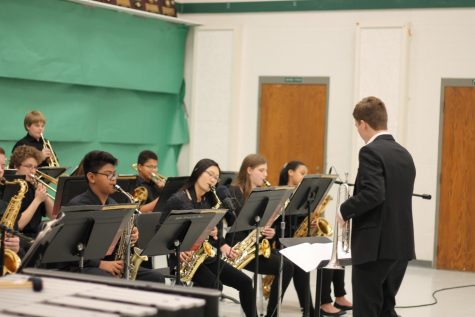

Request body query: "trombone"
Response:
[324, 174, 351, 270]
[30, 171, 56, 201]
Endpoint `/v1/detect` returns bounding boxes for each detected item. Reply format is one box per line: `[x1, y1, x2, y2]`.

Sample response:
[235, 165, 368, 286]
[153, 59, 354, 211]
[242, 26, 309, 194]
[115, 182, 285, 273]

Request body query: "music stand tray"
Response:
[285, 174, 337, 217]
[228, 187, 294, 234]
[21, 205, 135, 269]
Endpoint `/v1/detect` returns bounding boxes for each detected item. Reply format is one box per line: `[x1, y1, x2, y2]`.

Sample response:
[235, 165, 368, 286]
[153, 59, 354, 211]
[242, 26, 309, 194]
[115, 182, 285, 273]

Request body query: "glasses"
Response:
[143, 165, 158, 170]
[205, 170, 220, 182]
[21, 164, 38, 170]
[93, 171, 118, 181]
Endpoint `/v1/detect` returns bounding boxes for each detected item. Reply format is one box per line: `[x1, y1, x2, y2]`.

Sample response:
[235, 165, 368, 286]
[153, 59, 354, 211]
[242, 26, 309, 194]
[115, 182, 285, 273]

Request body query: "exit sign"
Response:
[284, 77, 303, 83]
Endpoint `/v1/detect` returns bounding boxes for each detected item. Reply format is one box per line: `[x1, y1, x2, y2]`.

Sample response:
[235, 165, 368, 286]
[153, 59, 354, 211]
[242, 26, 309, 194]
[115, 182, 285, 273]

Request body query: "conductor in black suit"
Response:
[338, 96, 416, 317]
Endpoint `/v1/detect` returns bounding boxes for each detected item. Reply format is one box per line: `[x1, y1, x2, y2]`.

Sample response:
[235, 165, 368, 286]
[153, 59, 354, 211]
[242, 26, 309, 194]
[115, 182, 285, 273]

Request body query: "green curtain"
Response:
[0, 0, 189, 175]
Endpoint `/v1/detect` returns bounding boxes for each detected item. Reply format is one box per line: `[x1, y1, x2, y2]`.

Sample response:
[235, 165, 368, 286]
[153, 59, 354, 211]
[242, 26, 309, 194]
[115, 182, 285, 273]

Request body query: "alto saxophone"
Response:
[1, 178, 28, 275]
[222, 228, 271, 270]
[293, 195, 333, 238]
[113, 185, 147, 280]
[179, 186, 221, 284]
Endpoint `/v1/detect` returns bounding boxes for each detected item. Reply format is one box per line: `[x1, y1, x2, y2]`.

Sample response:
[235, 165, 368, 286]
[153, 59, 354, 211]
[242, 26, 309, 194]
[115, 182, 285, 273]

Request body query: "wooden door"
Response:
[258, 83, 327, 185]
[438, 85, 475, 271]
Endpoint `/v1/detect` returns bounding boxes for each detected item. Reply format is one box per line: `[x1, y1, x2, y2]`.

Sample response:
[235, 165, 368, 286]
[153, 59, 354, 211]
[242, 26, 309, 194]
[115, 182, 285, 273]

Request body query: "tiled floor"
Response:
[218, 265, 475, 317]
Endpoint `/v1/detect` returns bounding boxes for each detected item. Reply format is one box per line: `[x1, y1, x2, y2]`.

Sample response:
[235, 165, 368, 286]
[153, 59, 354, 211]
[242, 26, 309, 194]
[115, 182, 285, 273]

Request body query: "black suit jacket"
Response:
[340, 134, 416, 265]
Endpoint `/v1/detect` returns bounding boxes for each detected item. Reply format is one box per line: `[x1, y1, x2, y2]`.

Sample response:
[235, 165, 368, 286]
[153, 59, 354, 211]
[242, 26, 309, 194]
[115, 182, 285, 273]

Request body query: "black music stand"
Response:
[20, 205, 134, 272]
[141, 209, 226, 284]
[3, 169, 17, 178]
[280, 174, 336, 316]
[153, 176, 188, 212]
[218, 171, 236, 187]
[37, 167, 67, 182]
[1, 175, 26, 201]
[52, 176, 89, 215]
[228, 187, 293, 317]
[110, 176, 138, 203]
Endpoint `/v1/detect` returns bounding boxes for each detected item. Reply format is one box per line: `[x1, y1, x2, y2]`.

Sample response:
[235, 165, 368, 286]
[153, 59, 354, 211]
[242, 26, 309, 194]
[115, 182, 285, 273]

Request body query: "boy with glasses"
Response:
[10, 145, 54, 240]
[68, 150, 164, 282]
[133, 150, 165, 213]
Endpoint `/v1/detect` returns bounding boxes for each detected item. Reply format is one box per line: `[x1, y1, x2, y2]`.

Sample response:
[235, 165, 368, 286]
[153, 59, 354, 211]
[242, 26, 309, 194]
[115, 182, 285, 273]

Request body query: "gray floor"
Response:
[218, 265, 475, 317]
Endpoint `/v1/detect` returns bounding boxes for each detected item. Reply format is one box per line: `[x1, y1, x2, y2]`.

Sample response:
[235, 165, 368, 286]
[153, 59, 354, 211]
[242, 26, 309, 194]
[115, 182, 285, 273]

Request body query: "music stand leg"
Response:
[77, 243, 85, 273]
[174, 240, 182, 285]
[252, 216, 261, 317]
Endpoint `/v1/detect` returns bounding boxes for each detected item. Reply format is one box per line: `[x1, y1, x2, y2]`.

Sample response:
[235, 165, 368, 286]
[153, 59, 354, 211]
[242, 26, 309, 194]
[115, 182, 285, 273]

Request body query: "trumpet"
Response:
[263, 179, 271, 187]
[131, 163, 167, 186]
[325, 174, 351, 270]
[40, 133, 59, 167]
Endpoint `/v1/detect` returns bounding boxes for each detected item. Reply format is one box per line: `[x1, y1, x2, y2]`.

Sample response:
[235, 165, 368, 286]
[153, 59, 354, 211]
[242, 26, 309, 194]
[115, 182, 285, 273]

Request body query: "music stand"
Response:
[1, 175, 26, 201]
[279, 174, 336, 316]
[3, 168, 19, 180]
[37, 167, 67, 182]
[21, 205, 134, 272]
[52, 176, 88, 216]
[228, 186, 294, 317]
[218, 171, 236, 187]
[141, 209, 226, 284]
[153, 176, 188, 212]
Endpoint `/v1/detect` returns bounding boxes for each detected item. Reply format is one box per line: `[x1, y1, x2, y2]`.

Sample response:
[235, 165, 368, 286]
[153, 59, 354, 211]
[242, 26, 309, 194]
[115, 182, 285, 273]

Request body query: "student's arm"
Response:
[17, 184, 47, 231]
[139, 197, 158, 213]
[44, 195, 54, 219]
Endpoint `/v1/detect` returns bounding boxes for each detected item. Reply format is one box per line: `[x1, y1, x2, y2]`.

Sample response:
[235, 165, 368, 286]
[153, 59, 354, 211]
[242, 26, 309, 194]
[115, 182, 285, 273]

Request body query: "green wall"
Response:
[0, 0, 189, 175]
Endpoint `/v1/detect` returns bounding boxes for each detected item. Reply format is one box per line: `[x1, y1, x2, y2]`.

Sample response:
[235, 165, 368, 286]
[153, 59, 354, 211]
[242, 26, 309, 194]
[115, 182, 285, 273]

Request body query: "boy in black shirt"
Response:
[12, 110, 52, 167]
[68, 150, 164, 283]
[133, 150, 165, 213]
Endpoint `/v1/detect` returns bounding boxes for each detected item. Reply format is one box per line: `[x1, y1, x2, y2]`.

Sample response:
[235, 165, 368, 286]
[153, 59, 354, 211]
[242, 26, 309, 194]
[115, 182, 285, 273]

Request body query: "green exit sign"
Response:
[284, 77, 303, 83]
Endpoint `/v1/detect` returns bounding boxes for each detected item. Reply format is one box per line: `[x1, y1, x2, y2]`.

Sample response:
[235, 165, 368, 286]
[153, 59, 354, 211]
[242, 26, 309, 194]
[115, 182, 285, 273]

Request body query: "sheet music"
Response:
[279, 242, 351, 272]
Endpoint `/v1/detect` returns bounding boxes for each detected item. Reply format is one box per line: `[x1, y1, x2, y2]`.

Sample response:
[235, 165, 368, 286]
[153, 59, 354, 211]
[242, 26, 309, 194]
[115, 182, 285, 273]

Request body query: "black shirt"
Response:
[165, 188, 224, 261]
[12, 134, 48, 167]
[134, 176, 161, 205]
[68, 187, 118, 206]
[17, 182, 47, 239]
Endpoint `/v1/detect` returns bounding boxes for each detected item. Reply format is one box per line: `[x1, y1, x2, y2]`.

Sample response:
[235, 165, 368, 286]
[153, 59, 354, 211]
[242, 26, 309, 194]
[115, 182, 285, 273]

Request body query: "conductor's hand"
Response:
[179, 251, 193, 262]
[5, 235, 20, 254]
[336, 210, 346, 227]
[34, 183, 48, 203]
[131, 226, 139, 245]
[210, 226, 218, 240]
[262, 226, 275, 239]
[220, 244, 238, 260]
[99, 260, 124, 277]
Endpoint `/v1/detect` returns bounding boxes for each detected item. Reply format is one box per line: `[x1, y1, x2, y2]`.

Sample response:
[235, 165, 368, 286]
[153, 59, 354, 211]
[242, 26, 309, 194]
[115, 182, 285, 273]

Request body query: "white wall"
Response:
[178, 8, 475, 263]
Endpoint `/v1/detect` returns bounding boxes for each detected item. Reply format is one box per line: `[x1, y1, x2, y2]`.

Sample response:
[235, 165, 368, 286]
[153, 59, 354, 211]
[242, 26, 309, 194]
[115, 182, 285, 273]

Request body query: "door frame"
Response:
[257, 76, 330, 173]
[434, 78, 475, 267]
